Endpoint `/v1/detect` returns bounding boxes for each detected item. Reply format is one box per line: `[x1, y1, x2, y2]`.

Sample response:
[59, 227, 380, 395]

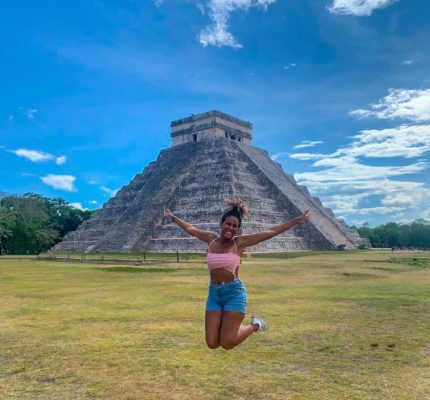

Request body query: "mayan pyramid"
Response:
[52, 111, 369, 253]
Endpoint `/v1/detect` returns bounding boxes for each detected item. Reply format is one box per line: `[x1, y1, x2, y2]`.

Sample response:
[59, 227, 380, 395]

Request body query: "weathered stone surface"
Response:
[171, 110, 252, 146]
[52, 111, 370, 253]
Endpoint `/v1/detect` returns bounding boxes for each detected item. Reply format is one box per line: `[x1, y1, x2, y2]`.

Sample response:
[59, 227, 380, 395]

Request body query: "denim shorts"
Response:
[205, 279, 247, 314]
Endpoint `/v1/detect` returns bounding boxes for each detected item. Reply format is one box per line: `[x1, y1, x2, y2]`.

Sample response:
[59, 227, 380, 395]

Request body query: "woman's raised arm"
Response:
[237, 210, 310, 249]
[164, 209, 217, 244]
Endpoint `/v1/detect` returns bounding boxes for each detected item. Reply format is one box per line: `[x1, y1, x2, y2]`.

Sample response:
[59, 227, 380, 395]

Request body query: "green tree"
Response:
[0, 206, 17, 254]
[0, 193, 93, 254]
[382, 223, 402, 248]
[408, 222, 430, 248]
[357, 220, 430, 249]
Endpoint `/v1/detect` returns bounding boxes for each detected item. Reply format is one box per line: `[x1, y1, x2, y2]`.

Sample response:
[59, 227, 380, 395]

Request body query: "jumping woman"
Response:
[164, 200, 310, 350]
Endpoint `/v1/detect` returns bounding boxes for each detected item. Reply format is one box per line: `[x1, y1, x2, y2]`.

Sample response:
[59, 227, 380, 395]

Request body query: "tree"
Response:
[0, 206, 17, 254]
[409, 222, 430, 248]
[356, 221, 430, 249]
[0, 193, 93, 254]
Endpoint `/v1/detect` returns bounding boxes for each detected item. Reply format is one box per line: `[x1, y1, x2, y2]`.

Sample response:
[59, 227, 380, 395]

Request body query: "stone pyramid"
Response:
[53, 111, 369, 253]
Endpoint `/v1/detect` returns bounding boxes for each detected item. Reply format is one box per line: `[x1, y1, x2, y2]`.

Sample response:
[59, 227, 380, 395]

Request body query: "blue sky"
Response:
[1, 0, 429, 227]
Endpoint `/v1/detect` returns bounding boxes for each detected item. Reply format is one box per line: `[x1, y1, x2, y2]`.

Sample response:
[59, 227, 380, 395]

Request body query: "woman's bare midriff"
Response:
[210, 267, 239, 284]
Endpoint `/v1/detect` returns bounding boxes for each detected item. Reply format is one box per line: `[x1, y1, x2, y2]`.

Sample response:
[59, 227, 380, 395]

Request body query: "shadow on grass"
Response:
[389, 258, 430, 267]
[342, 272, 378, 278]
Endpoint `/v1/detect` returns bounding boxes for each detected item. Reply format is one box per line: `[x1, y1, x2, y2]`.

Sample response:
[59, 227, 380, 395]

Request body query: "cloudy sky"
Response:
[1, 0, 429, 226]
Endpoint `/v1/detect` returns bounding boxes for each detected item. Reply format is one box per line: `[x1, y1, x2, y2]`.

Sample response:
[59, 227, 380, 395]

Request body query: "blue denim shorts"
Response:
[205, 279, 247, 314]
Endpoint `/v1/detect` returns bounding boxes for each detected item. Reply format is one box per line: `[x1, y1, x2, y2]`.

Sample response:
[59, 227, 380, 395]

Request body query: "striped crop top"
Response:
[206, 237, 241, 275]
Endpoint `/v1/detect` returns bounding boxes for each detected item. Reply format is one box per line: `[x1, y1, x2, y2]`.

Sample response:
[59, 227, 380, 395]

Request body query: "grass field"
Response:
[1, 250, 429, 399]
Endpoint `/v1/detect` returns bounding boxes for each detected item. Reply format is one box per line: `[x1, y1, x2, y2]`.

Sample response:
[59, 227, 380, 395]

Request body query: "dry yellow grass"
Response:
[1, 250, 429, 399]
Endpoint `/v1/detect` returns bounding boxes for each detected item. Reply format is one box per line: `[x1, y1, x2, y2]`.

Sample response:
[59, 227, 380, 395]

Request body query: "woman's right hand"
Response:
[296, 210, 311, 224]
[164, 208, 174, 221]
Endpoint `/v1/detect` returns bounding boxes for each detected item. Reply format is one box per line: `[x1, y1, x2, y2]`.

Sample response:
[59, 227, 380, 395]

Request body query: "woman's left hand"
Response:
[296, 210, 311, 224]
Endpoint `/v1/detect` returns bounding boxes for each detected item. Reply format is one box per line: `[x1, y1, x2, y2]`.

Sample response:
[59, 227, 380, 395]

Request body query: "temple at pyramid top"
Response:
[170, 110, 253, 146]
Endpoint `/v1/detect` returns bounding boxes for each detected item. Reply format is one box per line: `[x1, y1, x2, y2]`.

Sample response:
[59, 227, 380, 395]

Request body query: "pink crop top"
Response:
[206, 237, 241, 275]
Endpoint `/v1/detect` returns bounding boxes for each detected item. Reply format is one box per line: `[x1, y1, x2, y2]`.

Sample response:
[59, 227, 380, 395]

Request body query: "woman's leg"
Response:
[219, 311, 257, 350]
[205, 310, 223, 349]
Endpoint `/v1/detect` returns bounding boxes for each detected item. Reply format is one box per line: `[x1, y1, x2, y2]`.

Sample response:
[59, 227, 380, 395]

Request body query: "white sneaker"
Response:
[251, 315, 267, 332]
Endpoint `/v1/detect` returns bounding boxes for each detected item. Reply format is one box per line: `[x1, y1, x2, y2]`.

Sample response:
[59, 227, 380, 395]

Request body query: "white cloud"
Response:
[293, 140, 323, 149]
[322, 192, 405, 216]
[101, 185, 118, 197]
[313, 154, 356, 167]
[381, 188, 430, 207]
[296, 161, 430, 218]
[293, 154, 429, 217]
[290, 152, 325, 160]
[270, 152, 289, 161]
[421, 208, 430, 221]
[11, 148, 70, 165]
[293, 125, 430, 162]
[13, 149, 54, 162]
[295, 158, 428, 186]
[283, 63, 296, 70]
[196, 2, 206, 14]
[350, 89, 430, 122]
[56, 156, 66, 165]
[329, 0, 398, 16]
[289, 122, 430, 219]
[88, 200, 98, 205]
[26, 109, 38, 119]
[354, 206, 404, 215]
[321, 193, 369, 215]
[199, 0, 276, 48]
[69, 202, 88, 211]
[347, 125, 430, 159]
[153, 0, 163, 6]
[41, 174, 76, 192]
[402, 60, 413, 65]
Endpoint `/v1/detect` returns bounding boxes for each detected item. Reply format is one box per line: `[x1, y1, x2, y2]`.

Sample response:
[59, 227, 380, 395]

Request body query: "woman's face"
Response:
[220, 216, 240, 240]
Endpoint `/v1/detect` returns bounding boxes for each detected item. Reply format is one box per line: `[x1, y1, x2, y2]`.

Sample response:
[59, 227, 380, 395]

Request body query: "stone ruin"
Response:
[52, 110, 370, 253]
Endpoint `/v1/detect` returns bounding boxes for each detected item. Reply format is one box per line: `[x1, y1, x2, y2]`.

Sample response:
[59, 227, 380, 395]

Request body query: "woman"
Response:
[164, 199, 310, 350]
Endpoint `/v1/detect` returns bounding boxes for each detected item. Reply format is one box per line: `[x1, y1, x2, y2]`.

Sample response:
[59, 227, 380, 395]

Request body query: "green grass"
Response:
[1, 250, 429, 399]
[38, 251, 208, 263]
[389, 257, 430, 267]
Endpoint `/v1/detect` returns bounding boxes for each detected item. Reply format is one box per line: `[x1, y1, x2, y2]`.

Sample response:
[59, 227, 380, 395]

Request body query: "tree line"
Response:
[0, 193, 92, 255]
[356, 221, 430, 249]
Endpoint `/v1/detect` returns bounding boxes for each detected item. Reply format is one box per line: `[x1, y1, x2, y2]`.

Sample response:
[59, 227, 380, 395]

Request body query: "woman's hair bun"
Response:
[225, 198, 249, 218]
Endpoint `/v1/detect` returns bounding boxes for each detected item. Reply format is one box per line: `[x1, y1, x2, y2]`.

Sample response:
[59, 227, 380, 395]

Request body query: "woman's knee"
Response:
[206, 339, 220, 349]
[219, 339, 236, 350]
